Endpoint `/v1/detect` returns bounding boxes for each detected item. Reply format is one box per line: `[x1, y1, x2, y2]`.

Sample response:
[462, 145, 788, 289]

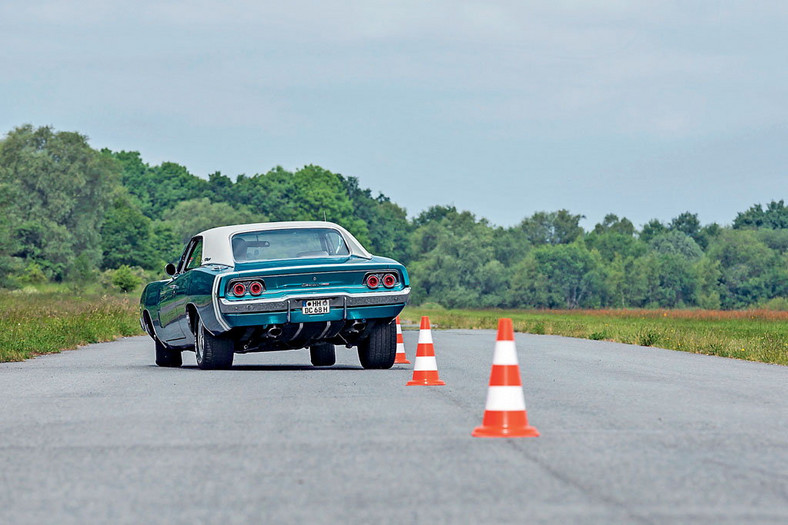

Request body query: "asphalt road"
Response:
[1, 330, 787, 524]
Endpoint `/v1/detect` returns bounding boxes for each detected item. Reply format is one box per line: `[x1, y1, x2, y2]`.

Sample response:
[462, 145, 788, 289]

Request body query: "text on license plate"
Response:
[302, 299, 330, 315]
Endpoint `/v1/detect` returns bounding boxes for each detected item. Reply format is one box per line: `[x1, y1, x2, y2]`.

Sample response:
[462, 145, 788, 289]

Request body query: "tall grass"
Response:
[3, 288, 786, 366]
[402, 307, 788, 365]
[0, 288, 143, 362]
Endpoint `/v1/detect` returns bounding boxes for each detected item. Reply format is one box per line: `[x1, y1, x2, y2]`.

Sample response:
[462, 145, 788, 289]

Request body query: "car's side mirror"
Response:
[165, 263, 177, 276]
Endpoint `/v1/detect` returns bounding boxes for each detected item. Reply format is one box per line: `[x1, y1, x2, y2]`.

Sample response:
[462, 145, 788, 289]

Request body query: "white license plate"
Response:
[302, 299, 330, 315]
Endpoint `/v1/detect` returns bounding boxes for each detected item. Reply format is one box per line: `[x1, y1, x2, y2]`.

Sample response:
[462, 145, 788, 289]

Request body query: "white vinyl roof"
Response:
[197, 221, 372, 267]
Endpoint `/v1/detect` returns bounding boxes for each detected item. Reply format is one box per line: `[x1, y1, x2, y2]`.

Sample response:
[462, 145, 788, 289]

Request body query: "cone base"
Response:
[471, 424, 540, 438]
[394, 356, 411, 364]
[406, 378, 445, 386]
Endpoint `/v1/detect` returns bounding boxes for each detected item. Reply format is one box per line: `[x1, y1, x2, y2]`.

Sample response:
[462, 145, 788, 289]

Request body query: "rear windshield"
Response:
[231, 228, 350, 262]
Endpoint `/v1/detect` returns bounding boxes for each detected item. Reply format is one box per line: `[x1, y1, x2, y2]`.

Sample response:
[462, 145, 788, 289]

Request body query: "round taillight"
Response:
[249, 281, 263, 295]
[232, 283, 247, 297]
[366, 274, 380, 289]
[383, 273, 396, 288]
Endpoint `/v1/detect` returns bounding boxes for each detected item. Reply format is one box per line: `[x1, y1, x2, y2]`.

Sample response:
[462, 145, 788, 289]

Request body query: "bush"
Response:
[17, 262, 48, 284]
[417, 302, 446, 310]
[760, 297, 788, 311]
[637, 329, 661, 347]
[111, 265, 142, 293]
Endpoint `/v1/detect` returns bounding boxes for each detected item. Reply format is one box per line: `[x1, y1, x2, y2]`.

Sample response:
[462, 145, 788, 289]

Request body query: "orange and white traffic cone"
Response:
[406, 316, 445, 386]
[472, 318, 539, 438]
[394, 316, 410, 364]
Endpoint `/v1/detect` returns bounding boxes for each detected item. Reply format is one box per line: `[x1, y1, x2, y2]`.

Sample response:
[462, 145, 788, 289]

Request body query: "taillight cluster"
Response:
[365, 273, 398, 289]
[229, 280, 265, 297]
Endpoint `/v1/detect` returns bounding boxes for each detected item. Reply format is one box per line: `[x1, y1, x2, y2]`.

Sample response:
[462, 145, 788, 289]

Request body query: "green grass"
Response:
[0, 287, 143, 362]
[2, 287, 786, 366]
[402, 307, 788, 365]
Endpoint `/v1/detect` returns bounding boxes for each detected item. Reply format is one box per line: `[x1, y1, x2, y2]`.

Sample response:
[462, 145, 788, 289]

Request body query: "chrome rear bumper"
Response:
[218, 287, 411, 314]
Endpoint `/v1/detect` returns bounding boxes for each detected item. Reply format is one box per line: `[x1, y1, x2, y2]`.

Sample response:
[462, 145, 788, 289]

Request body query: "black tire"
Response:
[195, 316, 234, 370]
[310, 342, 336, 367]
[358, 320, 396, 369]
[155, 338, 182, 368]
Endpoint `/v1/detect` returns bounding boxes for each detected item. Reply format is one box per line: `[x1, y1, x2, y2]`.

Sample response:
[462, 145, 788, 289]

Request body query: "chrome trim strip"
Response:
[221, 287, 410, 306]
[219, 288, 411, 314]
[212, 275, 232, 331]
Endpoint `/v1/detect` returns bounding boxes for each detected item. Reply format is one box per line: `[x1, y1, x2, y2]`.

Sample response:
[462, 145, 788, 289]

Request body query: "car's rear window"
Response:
[231, 228, 350, 262]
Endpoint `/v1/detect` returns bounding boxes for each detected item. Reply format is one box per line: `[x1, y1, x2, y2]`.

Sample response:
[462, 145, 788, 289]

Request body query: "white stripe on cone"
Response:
[417, 329, 433, 345]
[484, 386, 527, 411]
[413, 356, 438, 371]
[491, 341, 519, 365]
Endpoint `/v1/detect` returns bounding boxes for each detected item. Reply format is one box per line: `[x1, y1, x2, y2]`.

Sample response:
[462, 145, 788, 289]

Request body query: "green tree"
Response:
[592, 213, 636, 236]
[0, 191, 20, 286]
[342, 176, 411, 262]
[634, 231, 704, 307]
[207, 171, 235, 203]
[586, 214, 644, 262]
[648, 231, 703, 260]
[602, 255, 647, 308]
[669, 211, 714, 248]
[100, 193, 158, 270]
[706, 230, 787, 308]
[639, 219, 667, 243]
[408, 210, 503, 307]
[147, 221, 183, 273]
[492, 226, 531, 267]
[233, 165, 371, 246]
[0, 125, 119, 280]
[694, 256, 722, 309]
[517, 210, 584, 246]
[106, 150, 209, 220]
[639, 253, 699, 308]
[510, 242, 604, 308]
[733, 200, 788, 229]
[669, 212, 701, 239]
[162, 197, 266, 244]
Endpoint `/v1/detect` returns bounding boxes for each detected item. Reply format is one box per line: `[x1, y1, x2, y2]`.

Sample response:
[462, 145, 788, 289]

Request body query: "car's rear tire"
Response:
[195, 316, 234, 370]
[310, 342, 336, 366]
[358, 320, 396, 369]
[155, 338, 182, 368]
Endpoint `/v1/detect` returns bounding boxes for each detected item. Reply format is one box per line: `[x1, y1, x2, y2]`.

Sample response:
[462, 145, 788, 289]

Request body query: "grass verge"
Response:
[2, 290, 786, 366]
[401, 307, 788, 365]
[0, 289, 143, 362]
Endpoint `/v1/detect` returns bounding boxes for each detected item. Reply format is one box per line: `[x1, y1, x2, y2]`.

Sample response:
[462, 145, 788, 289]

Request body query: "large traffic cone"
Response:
[406, 316, 445, 386]
[472, 318, 539, 438]
[394, 316, 410, 364]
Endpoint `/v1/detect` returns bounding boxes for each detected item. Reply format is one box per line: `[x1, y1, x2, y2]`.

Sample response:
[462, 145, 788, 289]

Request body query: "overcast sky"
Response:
[1, 1, 786, 228]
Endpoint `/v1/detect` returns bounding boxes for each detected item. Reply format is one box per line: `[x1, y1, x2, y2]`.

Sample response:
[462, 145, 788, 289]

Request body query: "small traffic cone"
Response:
[394, 316, 410, 364]
[406, 316, 445, 386]
[472, 318, 539, 438]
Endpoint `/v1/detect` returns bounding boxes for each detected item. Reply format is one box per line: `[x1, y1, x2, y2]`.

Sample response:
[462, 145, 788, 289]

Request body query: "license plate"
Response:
[302, 299, 330, 315]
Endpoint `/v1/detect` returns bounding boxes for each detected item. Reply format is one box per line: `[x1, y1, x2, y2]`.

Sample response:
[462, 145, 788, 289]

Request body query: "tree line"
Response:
[1, 124, 786, 309]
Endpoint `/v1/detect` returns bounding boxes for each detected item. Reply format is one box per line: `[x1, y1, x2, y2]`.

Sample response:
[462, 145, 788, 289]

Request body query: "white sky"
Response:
[1, 1, 786, 228]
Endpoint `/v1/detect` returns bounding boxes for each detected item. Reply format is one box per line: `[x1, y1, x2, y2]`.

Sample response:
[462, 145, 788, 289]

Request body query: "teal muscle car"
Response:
[139, 221, 410, 370]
